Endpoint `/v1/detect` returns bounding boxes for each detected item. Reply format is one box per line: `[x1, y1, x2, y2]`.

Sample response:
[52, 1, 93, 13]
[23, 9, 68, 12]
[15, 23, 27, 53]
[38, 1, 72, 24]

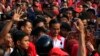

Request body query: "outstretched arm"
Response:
[74, 19, 86, 56]
[0, 8, 23, 44]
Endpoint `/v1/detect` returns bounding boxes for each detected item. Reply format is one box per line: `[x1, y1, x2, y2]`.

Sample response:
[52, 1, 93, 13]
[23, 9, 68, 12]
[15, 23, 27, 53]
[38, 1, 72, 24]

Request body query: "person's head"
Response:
[77, 5, 83, 12]
[60, 22, 71, 38]
[4, 33, 13, 47]
[83, 5, 89, 11]
[52, 5, 59, 16]
[17, 19, 33, 35]
[87, 9, 95, 15]
[49, 19, 60, 37]
[74, 4, 83, 14]
[65, 9, 73, 19]
[33, 0, 42, 12]
[33, 17, 45, 28]
[79, 12, 89, 27]
[11, 30, 29, 50]
[44, 15, 52, 28]
[36, 35, 53, 56]
[32, 27, 47, 42]
[61, 2, 68, 8]
[59, 16, 68, 23]
[20, 1, 28, 11]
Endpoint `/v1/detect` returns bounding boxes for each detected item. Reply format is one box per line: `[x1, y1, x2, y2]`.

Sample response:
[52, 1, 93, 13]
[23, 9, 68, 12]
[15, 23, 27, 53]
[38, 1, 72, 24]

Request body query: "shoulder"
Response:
[10, 49, 18, 56]
[60, 36, 65, 42]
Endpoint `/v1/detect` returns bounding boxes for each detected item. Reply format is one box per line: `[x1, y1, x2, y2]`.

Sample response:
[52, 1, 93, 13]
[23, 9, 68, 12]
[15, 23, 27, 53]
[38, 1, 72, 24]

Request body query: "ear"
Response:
[17, 41, 21, 45]
[21, 26, 24, 31]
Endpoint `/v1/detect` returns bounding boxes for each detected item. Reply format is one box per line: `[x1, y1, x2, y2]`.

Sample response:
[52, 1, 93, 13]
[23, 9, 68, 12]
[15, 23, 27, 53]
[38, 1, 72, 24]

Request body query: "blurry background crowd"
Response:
[0, 0, 100, 56]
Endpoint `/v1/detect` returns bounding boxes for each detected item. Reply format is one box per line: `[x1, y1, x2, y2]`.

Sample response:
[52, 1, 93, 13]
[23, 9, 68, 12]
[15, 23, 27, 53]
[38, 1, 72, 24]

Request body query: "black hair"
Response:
[60, 22, 71, 32]
[62, 8, 74, 17]
[60, 8, 68, 14]
[57, 15, 68, 22]
[87, 9, 95, 15]
[11, 30, 27, 45]
[43, 11, 53, 18]
[21, 1, 28, 7]
[49, 19, 60, 27]
[79, 12, 90, 20]
[83, 4, 88, 8]
[32, 17, 45, 27]
[17, 19, 32, 30]
[32, 27, 47, 36]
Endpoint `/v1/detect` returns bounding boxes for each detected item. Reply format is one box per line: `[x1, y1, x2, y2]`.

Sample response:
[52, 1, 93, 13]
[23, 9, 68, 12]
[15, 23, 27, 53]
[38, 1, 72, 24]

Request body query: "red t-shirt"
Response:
[28, 42, 37, 56]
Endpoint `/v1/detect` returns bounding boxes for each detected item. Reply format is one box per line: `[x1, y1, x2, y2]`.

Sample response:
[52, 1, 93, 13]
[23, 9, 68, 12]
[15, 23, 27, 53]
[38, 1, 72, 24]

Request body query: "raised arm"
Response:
[74, 19, 86, 56]
[0, 8, 23, 44]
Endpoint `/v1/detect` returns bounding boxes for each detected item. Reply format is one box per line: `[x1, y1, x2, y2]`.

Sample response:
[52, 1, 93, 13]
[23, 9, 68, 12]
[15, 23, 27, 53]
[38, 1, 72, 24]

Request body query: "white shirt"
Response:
[53, 37, 65, 49]
[4, 48, 13, 56]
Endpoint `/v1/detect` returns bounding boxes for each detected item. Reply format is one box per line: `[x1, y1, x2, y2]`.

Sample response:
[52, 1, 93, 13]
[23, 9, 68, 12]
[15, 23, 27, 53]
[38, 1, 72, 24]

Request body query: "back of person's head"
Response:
[79, 12, 90, 20]
[60, 22, 71, 32]
[36, 35, 53, 56]
[32, 27, 47, 37]
[87, 9, 95, 15]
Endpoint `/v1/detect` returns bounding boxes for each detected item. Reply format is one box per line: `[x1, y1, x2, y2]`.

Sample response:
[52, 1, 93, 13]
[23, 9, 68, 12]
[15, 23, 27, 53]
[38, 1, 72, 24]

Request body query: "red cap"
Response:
[49, 48, 69, 56]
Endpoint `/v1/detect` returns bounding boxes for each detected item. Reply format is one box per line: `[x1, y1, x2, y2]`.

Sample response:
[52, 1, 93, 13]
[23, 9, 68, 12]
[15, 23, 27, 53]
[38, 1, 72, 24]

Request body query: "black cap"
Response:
[36, 35, 53, 55]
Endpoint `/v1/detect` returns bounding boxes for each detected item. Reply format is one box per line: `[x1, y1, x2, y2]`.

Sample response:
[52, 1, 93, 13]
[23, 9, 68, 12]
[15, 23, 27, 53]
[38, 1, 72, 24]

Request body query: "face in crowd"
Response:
[49, 19, 61, 37]
[4, 33, 13, 47]
[21, 21, 32, 35]
[18, 36, 29, 49]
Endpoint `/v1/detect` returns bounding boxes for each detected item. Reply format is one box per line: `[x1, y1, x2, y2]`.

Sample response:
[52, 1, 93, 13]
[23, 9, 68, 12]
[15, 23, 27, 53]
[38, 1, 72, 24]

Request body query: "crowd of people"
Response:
[0, 0, 100, 56]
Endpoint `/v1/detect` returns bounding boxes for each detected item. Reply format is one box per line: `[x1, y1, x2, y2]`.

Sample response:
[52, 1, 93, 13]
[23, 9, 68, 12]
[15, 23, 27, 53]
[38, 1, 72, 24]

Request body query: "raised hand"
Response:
[12, 8, 23, 21]
[74, 19, 85, 33]
[76, 19, 86, 56]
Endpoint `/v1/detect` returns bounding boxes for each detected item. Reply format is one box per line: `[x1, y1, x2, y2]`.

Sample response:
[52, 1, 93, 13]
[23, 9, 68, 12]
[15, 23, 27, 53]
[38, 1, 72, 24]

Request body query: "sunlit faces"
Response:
[22, 22, 32, 35]
[19, 36, 30, 50]
[4, 33, 13, 47]
[50, 23, 60, 37]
